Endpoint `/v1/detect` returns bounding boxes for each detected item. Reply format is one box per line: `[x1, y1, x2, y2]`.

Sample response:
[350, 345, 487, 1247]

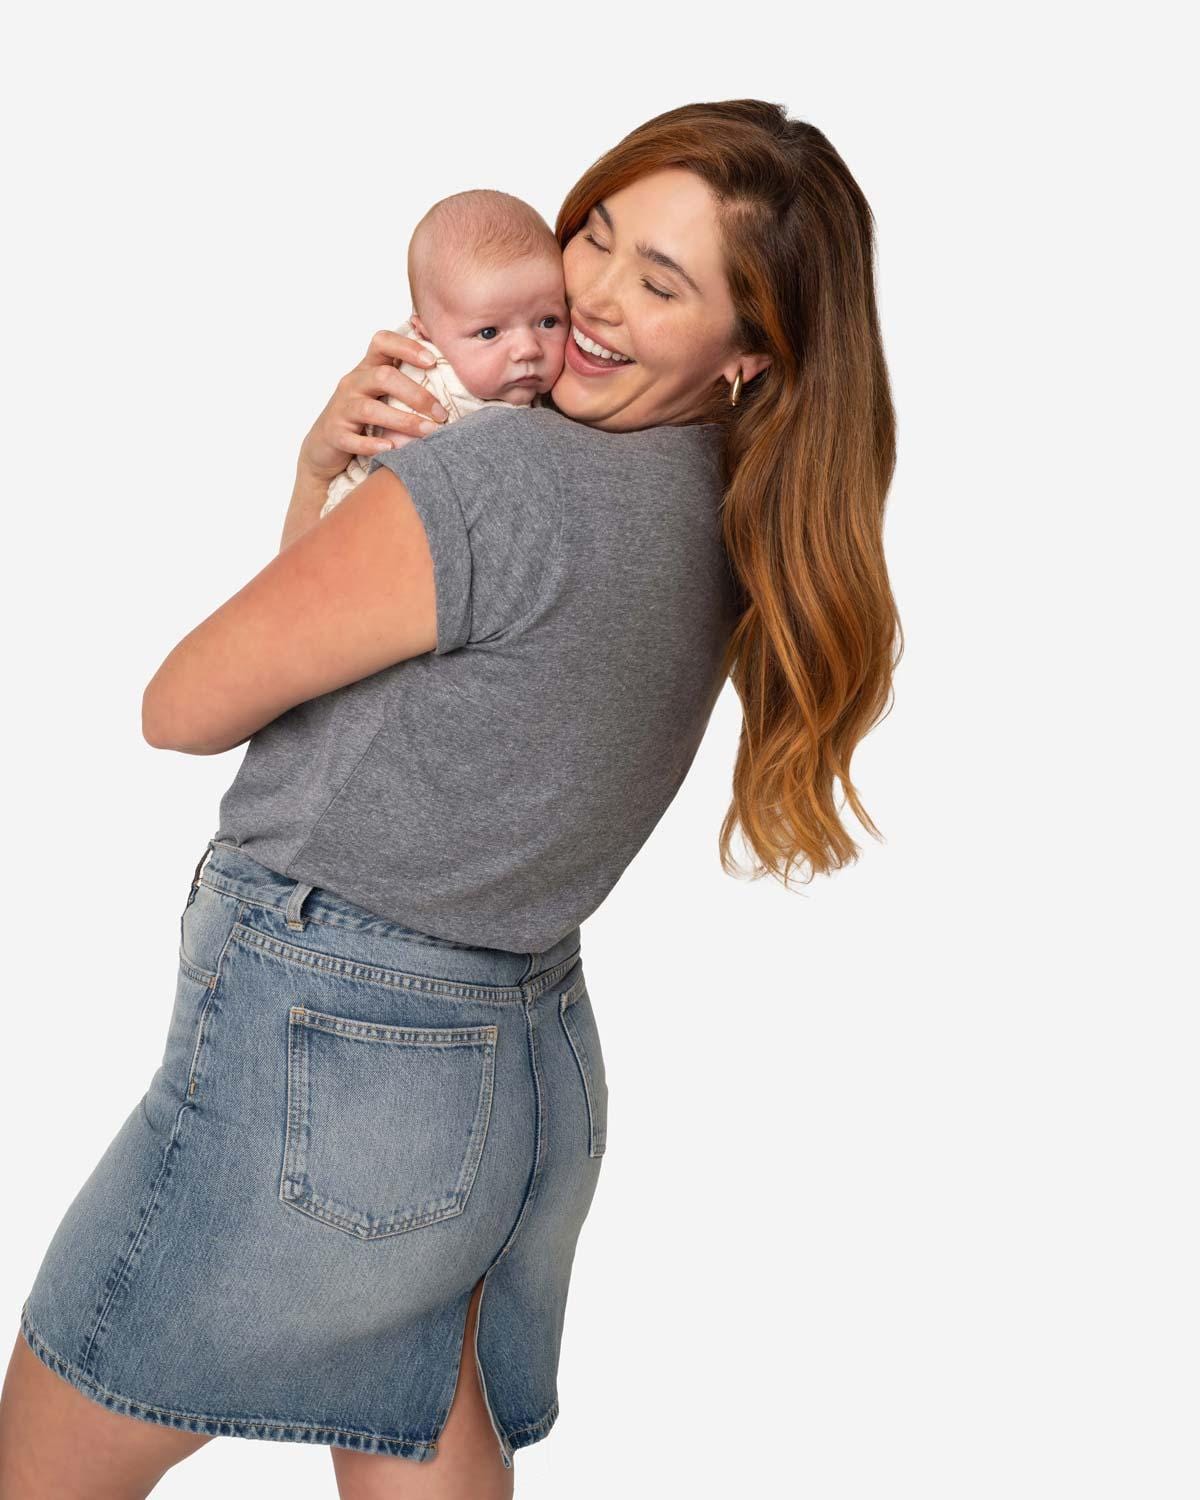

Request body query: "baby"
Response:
[322, 189, 569, 515]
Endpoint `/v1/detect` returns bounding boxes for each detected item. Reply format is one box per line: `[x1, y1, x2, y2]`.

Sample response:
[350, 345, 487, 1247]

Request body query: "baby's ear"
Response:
[410, 312, 430, 341]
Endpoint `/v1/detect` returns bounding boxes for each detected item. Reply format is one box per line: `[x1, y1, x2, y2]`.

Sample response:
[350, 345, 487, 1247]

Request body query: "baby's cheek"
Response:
[449, 343, 507, 400]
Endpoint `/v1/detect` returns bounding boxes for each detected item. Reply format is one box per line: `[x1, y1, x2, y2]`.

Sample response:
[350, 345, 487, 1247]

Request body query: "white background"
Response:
[1, 3, 1194, 1496]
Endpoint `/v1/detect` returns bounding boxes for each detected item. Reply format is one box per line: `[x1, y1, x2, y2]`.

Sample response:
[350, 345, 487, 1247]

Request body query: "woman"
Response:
[0, 99, 899, 1497]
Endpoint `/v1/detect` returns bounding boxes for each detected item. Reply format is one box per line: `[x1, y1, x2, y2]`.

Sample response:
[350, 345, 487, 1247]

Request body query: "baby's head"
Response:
[407, 190, 568, 407]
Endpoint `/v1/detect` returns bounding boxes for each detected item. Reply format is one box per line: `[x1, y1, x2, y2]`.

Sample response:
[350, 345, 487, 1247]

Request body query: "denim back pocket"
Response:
[559, 980, 608, 1158]
[280, 1006, 497, 1240]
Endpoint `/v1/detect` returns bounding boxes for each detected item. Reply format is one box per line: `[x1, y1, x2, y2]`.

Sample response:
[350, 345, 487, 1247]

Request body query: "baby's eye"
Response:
[539, 315, 561, 329]
[475, 327, 499, 341]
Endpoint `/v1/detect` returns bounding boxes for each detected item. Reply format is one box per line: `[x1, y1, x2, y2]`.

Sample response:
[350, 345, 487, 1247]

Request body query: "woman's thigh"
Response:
[0, 1331, 212, 1499]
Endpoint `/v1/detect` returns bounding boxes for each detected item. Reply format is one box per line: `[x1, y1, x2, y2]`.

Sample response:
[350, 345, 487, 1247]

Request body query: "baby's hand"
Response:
[298, 329, 449, 483]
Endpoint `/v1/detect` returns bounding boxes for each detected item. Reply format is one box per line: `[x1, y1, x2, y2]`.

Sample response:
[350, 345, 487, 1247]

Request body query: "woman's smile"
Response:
[564, 320, 637, 376]
[571, 319, 635, 362]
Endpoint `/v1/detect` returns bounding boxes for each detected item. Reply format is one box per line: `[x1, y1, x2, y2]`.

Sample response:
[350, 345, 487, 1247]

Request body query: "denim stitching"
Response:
[177, 948, 217, 989]
[490, 998, 547, 1268]
[560, 996, 607, 1158]
[79, 900, 248, 1377]
[560, 970, 588, 1009]
[281, 1193, 469, 1239]
[507, 1396, 560, 1438]
[279, 1017, 498, 1239]
[199, 866, 580, 976]
[31, 1303, 564, 1455]
[290, 1013, 498, 1046]
[184, 901, 248, 1102]
[200, 877, 473, 949]
[22, 1307, 442, 1456]
[227, 920, 580, 1004]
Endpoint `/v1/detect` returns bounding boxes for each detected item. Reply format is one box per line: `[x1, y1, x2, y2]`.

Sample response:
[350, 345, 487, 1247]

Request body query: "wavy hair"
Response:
[555, 100, 902, 883]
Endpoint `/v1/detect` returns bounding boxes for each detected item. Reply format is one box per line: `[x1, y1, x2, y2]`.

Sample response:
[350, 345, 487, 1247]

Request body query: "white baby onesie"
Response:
[321, 317, 528, 517]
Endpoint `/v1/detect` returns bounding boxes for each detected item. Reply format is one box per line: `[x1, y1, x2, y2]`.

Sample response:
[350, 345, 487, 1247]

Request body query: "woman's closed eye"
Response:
[582, 232, 674, 301]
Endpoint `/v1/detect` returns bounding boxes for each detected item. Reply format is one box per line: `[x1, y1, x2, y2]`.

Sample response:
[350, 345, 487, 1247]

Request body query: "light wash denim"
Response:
[21, 839, 607, 1467]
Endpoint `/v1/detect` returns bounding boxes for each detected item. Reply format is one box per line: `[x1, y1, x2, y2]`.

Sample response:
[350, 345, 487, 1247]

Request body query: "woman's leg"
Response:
[0, 1329, 213, 1499]
[330, 1275, 514, 1500]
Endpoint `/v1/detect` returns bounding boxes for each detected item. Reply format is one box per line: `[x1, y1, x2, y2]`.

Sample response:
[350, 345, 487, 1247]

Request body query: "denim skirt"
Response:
[19, 839, 608, 1467]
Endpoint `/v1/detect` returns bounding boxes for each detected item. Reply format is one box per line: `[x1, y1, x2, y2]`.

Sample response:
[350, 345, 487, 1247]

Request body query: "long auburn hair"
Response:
[555, 100, 902, 884]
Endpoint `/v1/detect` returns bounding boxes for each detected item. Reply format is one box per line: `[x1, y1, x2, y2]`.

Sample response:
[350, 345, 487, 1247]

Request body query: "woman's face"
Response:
[551, 167, 752, 431]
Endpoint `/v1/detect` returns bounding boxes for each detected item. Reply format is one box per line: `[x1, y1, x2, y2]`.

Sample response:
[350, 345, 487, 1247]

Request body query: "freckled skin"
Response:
[551, 166, 771, 433]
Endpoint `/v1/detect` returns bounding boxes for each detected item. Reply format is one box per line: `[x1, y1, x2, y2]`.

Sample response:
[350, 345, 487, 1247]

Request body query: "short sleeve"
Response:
[366, 406, 564, 656]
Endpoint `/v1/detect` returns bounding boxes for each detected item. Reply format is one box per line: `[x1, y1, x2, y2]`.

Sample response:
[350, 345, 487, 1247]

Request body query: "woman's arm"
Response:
[142, 330, 452, 754]
[142, 467, 436, 755]
[280, 463, 334, 554]
[280, 328, 449, 552]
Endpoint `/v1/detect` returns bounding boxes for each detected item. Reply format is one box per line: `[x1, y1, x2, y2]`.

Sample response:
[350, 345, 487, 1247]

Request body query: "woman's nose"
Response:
[571, 305, 623, 341]
[571, 284, 624, 332]
[571, 260, 625, 326]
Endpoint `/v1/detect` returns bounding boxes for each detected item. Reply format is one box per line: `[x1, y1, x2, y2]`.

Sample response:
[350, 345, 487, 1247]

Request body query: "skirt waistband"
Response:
[191, 839, 583, 1000]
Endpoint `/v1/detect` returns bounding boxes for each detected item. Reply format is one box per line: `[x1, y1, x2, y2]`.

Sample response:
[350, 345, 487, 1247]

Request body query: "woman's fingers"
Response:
[313, 396, 435, 465]
[349, 394, 443, 439]
[335, 429, 408, 458]
[360, 327, 438, 374]
[296, 331, 447, 484]
[354, 360, 448, 424]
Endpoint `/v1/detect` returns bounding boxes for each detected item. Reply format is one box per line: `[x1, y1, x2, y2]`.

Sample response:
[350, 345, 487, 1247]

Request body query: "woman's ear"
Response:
[728, 352, 771, 385]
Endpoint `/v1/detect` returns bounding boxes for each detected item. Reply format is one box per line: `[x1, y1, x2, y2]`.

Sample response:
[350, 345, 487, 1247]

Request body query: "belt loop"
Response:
[190, 838, 216, 890]
[286, 879, 315, 930]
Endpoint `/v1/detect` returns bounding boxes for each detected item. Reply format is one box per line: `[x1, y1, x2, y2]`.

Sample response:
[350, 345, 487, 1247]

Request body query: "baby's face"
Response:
[418, 255, 569, 407]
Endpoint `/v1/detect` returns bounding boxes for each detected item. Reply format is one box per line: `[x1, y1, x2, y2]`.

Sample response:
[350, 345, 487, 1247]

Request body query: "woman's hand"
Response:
[297, 329, 449, 485]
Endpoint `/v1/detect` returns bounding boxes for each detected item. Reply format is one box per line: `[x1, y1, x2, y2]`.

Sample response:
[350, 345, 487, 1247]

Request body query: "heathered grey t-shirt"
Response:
[213, 403, 738, 953]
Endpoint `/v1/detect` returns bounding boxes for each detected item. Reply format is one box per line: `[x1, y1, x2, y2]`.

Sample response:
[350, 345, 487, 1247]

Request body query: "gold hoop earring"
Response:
[729, 370, 743, 407]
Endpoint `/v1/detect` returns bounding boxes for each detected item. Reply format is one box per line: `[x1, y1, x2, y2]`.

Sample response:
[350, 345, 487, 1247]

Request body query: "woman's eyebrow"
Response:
[594, 200, 701, 294]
